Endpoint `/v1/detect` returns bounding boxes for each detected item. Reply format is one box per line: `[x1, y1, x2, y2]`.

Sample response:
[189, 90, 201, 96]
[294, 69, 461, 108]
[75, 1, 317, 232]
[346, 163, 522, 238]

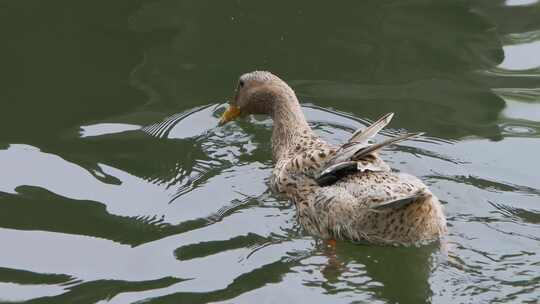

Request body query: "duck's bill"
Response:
[218, 105, 241, 126]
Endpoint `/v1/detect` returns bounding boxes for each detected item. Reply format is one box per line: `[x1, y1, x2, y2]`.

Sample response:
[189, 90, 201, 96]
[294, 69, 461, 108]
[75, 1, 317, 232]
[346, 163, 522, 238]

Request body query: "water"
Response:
[1, 1, 539, 303]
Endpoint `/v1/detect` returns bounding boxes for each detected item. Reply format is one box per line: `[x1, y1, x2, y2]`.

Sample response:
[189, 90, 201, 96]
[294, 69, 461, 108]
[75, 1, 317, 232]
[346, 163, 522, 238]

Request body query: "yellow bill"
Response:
[218, 105, 241, 126]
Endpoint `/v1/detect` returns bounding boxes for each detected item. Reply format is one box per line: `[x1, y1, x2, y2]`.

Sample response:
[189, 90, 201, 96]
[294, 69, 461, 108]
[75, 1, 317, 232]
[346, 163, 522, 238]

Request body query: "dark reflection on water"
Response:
[0, 0, 147, 142]
[0, 0, 539, 303]
[129, 0, 508, 139]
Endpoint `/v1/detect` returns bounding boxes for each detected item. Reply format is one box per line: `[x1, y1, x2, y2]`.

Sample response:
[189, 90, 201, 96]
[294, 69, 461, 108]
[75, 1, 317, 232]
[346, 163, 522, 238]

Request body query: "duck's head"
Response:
[219, 71, 295, 125]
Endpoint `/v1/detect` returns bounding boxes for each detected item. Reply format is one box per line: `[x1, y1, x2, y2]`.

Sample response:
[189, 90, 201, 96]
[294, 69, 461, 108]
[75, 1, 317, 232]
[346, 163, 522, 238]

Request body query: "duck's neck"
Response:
[271, 93, 312, 161]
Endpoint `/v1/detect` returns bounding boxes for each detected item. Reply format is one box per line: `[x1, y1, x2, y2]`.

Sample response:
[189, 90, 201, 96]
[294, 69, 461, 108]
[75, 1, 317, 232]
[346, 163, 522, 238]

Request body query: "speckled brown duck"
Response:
[219, 71, 447, 246]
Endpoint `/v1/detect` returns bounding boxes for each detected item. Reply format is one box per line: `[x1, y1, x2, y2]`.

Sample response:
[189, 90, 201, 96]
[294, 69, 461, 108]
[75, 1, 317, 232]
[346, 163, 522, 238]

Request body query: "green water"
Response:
[1, 1, 539, 303]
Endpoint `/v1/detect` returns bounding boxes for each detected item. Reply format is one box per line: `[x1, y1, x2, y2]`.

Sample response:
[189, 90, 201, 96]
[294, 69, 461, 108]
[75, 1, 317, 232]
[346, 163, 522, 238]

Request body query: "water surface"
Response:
[1, 1, 539, 303]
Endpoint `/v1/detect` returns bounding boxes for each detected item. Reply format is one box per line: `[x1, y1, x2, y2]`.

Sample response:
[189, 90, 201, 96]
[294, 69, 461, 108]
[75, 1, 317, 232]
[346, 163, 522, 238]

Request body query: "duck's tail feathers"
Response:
[371, 191, 431, 210]
[352, 132, 423, 160]
[349, 112, 394, 143]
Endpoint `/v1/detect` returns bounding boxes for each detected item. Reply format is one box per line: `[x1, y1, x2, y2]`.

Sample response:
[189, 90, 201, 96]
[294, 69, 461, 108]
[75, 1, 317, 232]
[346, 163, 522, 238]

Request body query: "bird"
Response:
[219, 71, 447, 246]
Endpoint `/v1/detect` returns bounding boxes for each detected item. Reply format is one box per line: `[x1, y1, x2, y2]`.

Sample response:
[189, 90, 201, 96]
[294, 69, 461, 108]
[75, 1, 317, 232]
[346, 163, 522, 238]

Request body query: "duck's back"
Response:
[296, 170, 447, 245]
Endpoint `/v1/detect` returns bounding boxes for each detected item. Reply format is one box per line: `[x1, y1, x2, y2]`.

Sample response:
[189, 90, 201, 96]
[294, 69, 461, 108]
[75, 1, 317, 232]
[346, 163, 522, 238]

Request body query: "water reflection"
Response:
[489, 25, 540, 140]
[128, 0, 508, 139]
[495, 88, 540, 122]
[500, 40, 540, 70]
[505, 0, 539, 6]
[0, 0, 147, 142]
[80, 123, 142, 138]
[1, 100, 539, 302]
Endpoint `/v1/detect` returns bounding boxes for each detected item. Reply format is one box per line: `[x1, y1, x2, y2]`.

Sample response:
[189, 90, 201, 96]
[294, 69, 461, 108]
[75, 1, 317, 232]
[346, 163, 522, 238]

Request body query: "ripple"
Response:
[505, 0, 539, 6]
[501, 124, 538, 135]
[499, 40, 540, 70]
[0, 282, 67, 302]
[483, 66, 540, 78]
[79, 123, 141, 138]
[143, 104, 221, 139]
[3, 102, 540, 303]
[489, 201, 540, 225]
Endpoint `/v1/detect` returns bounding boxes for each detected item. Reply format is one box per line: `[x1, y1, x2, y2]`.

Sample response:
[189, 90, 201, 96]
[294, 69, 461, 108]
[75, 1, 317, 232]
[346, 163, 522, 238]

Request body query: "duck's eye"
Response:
[239, 80, 245, 88]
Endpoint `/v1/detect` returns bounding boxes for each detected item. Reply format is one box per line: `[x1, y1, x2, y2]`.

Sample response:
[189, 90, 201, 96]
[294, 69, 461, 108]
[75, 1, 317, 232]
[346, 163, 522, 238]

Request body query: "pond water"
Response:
[1, 1, 539, 303]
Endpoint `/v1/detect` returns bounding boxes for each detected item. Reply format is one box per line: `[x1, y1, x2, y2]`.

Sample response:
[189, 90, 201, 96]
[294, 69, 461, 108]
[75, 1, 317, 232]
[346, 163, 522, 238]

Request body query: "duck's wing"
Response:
[349, 112, 394, 144]
[321, 112, 395, 165]
[350, 132, 423, 160]
[316, 129, 422, 186]
[316, 161, 385, 186]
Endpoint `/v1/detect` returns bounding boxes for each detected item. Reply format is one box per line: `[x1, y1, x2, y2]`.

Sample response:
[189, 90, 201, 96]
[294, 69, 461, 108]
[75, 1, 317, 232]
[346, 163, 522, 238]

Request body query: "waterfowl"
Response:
[219, 71, 447, 246]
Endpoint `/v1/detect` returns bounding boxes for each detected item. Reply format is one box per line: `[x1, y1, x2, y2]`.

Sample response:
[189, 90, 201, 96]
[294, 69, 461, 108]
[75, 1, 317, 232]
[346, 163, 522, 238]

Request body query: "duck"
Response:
[219, 71, 447, 246]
